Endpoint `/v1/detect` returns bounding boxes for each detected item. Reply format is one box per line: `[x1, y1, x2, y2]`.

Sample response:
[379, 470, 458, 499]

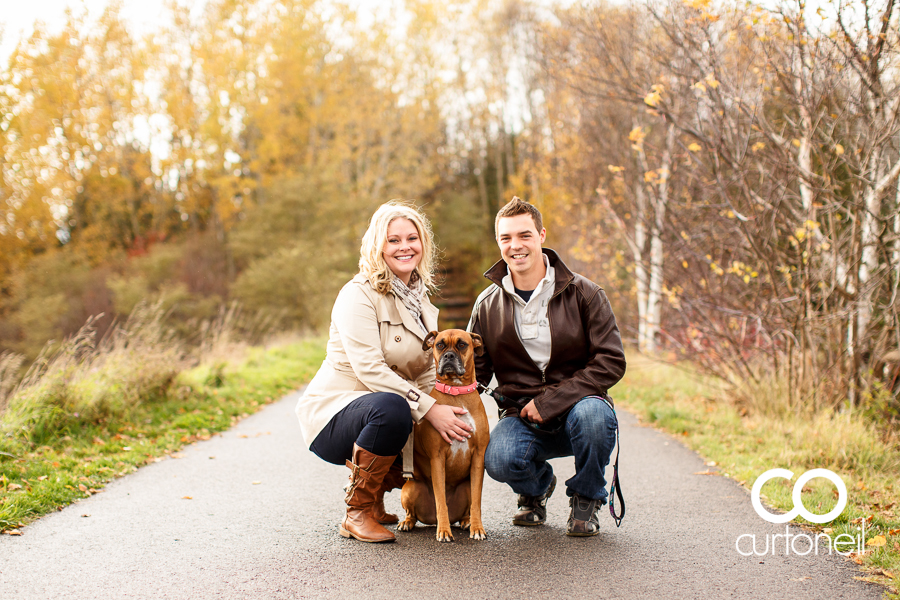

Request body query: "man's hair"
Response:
[495, 196, 543, 238]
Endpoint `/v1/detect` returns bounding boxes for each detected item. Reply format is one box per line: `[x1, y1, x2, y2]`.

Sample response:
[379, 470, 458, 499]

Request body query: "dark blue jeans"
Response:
[309, 392, 413, 465]
[484, 396, 617, 502]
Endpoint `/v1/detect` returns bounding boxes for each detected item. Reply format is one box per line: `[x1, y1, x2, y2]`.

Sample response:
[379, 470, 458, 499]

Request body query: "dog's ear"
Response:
[423, 330, 439, 351]
[469, 332, 484, 356]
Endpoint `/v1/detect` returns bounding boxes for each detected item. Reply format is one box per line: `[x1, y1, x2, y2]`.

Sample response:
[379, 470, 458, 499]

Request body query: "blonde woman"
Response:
[296, 202, 473, 543]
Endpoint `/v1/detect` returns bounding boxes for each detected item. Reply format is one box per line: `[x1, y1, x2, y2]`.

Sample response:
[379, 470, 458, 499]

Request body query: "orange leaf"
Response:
[867, 535, 887, 547]
[78, 484, 87, 492]
[182, 496, 192, 500]
[7, 530, 23, 536]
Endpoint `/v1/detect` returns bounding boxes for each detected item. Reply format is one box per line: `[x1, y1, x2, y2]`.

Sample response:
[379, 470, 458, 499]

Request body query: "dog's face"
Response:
[422, 329, 483, 380]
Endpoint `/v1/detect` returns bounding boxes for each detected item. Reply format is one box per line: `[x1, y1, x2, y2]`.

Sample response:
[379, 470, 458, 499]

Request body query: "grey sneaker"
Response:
[512, 475, 556, 526]
[566, 493, 601, 536]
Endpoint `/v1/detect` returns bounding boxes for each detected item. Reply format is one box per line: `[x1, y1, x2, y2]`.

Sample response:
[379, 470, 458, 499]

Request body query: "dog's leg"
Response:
[430, 456, 453, 542]
[397, 479, 418, 532]
[456, 481, 471, 530]
[467, 447, 487, 540]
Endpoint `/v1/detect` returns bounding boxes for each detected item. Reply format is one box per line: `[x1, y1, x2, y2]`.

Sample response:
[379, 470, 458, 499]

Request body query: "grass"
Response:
[0, 330, 326, 534]
[615, 353, 900, 598]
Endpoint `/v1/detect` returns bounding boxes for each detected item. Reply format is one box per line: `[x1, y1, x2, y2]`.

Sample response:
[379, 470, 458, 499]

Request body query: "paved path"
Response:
[0, 389, 881, 599]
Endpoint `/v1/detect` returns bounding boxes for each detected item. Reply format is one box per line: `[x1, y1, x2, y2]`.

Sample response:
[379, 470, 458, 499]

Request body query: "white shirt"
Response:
[500, 255, 555, 372]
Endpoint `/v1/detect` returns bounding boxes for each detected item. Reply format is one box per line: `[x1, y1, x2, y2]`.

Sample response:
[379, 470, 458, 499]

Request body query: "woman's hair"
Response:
[359, 201, 437, 295]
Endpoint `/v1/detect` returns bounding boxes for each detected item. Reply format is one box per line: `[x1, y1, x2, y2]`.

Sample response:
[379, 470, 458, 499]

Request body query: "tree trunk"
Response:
[646, 122, 675, 354]
[633, 174, 649, 352]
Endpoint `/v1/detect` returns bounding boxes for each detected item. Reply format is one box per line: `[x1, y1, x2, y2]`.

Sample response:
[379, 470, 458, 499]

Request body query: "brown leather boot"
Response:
[372, 462, 406, 524]
[339, 444, 397, 543]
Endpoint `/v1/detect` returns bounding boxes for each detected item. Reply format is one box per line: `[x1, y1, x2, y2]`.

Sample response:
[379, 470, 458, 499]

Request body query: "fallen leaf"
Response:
[688, 142, 702, 152]
[888, 528, 900, 535]
[7, 483, 22, 491]
[81, 514, 90, 518]
[693, 470, 718, 476]
[208, 456, 216, 460]
[823, 528, 834, 534]
[873, 569, 894, 579]
[7, 530, 22, 536]
[52, 462, 61, 468]
[867, 535, 887, 547]
[252, 481, 261, 485]
[182, 496, 192, 500]
[38, 475, 48, 481]
[122, 446, 132, 451]
[705, 461, 717, 466]
[92, 437, 104, 445]
[238, 434, 248, 439]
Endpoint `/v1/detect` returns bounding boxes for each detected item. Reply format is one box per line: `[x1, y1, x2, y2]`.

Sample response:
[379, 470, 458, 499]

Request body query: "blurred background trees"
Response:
[1, 0, 898, 418]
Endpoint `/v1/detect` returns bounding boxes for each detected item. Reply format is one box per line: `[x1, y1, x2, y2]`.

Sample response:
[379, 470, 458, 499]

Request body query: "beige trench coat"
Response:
[296, 273, 438, 447]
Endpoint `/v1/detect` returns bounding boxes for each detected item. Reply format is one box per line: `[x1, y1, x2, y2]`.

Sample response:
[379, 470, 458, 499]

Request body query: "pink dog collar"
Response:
[434, 381, 478, 396]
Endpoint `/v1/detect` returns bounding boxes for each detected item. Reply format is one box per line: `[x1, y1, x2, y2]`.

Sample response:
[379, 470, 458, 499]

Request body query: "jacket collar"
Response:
[484, 248, 575, 294]
[352, 273, 436, 341]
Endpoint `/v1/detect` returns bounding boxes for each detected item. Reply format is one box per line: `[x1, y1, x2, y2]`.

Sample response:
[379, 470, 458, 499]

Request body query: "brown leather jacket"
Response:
[467, 249, 626, 422]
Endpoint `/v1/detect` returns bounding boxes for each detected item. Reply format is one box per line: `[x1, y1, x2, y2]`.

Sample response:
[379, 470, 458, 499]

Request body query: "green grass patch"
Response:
[0, 337, 325, 533]
[616, 353, 900, 598]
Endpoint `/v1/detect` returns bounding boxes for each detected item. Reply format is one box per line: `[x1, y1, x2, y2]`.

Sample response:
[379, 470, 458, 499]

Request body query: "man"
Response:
[467, 196, 626, 536]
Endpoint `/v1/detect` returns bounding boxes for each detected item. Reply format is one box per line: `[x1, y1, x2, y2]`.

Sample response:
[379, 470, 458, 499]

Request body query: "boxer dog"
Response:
[397, 329, 489, 542]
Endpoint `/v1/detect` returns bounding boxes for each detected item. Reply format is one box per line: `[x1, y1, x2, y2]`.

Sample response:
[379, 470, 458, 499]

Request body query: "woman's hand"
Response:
[423, 403, 473, 444]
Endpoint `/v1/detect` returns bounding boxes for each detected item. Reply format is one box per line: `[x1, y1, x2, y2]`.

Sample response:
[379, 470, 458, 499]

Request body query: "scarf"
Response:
[391, 274, 428, 335]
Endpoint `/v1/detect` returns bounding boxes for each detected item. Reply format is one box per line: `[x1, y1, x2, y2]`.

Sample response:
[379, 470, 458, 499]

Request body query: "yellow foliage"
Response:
[688, 142, 702, 152]
[834, 144, 844, 155]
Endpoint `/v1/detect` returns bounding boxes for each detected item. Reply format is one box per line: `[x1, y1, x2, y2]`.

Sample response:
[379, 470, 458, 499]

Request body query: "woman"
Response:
[296, 202, 473, 543]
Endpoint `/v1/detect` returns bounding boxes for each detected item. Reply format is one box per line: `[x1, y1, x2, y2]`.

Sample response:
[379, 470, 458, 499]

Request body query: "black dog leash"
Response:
[600, 395, 625, 527]
[477, 383, 625, 527]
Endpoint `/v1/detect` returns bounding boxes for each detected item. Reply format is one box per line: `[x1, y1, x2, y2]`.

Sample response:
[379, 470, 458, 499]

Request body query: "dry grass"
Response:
[0, 301, 284, 445]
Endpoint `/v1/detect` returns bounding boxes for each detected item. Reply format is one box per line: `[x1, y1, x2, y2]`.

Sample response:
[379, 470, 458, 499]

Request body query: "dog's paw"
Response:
[397, 518, 416, 532]
[436, 528, 454, 542]
[470, 525, 487, 540]
[458, 517, 470, 530]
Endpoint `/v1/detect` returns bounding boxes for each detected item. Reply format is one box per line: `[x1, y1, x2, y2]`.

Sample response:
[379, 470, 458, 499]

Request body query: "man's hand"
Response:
[520, 399, 544, 423]
[424, 403, 473, 443]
